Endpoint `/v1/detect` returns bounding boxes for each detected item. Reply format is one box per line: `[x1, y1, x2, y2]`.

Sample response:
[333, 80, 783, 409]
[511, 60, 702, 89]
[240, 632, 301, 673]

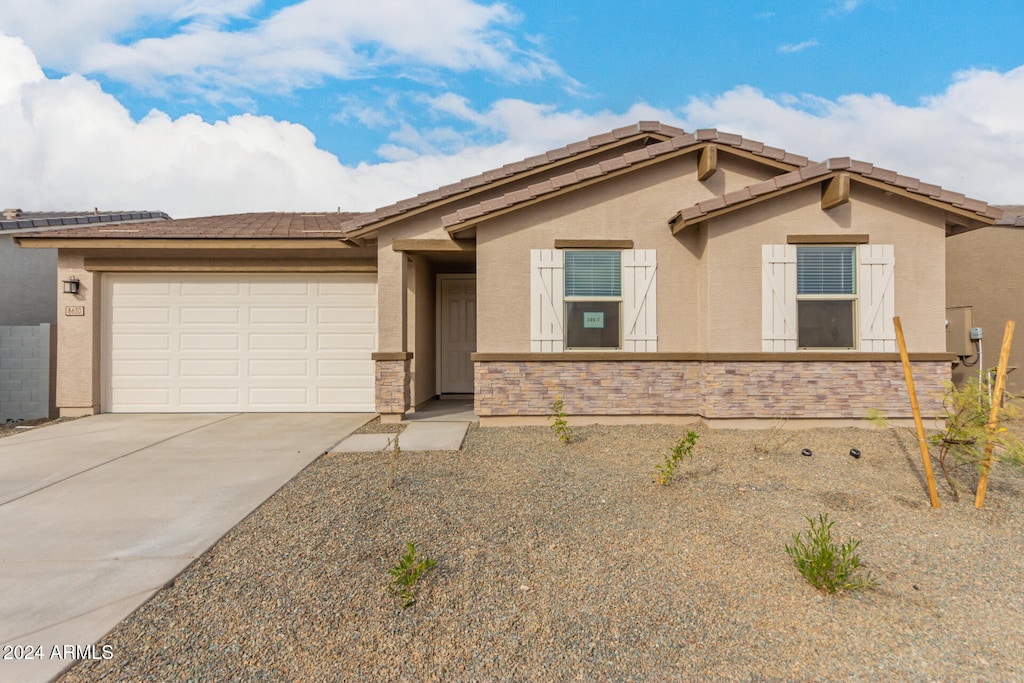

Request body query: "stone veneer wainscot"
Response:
[474, 358, 950, 419]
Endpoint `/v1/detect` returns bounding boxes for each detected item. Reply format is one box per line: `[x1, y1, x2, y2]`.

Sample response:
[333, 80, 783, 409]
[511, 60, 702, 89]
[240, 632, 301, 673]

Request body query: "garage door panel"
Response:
[180, 307, 240, 324]
[179, 387, 241, 407]
[112, 360, 171, 378]
[319, 281, 375, 296]
[113, 388, 172, 406]
[181, 333, 241, 351]
[112, 307, 171, 324]
[250, 281, 310, 296]
[250, 307, 308, 324]
[180, 360, 240, 377]
[248, 359, 309, 377]
[180, 282, 239, 296]
[113, 334, 171, 351]
[104, 273, 377, 412]
[249, 333, 309, 351]
[318, 307, 376, 324]
[318, 333, 376, 350]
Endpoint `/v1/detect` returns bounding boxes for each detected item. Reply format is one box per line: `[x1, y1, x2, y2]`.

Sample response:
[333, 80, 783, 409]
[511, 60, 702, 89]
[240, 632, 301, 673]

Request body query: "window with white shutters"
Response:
[762, 243, 895, 351]
[531, 248, 657, 352]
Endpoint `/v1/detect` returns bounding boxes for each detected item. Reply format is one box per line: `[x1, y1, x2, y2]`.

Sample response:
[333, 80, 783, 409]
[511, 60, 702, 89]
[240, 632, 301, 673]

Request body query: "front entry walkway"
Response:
[0, 412, 372, 683]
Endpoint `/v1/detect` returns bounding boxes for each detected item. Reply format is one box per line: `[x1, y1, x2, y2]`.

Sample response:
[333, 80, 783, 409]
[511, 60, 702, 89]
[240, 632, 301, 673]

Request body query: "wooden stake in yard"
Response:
[894, 316, 941, 508]
[975, 320, 1015, 509]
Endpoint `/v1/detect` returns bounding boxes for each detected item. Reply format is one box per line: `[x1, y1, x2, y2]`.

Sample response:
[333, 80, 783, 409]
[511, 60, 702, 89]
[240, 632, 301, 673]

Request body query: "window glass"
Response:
[565, 251, 621, 297]
[798, 300, 856, 348]
[565, 301, 620, 349]
[797, 247, 855, 295]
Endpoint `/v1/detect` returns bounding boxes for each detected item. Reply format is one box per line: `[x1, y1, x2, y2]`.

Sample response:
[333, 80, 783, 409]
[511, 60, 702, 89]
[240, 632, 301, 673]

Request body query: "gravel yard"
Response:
[61, 423, 1024, 681]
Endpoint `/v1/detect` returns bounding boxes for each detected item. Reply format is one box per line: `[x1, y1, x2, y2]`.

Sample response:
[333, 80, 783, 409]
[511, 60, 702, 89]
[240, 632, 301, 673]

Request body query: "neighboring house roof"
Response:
[994, 205, 1024, 226]
[441, 128, 811, 233]
[668, 157, 1002, 233]
[0, 210, 171, 233]
[15, 212, 365, 240]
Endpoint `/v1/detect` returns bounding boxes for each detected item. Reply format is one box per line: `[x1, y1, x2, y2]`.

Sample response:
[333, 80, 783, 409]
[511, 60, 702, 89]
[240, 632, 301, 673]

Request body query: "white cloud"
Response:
[3, 31, 1024, 221]
[680, 69, 1024, 203]
[778, 40, 818, 54]
[0, 0, 571, 98]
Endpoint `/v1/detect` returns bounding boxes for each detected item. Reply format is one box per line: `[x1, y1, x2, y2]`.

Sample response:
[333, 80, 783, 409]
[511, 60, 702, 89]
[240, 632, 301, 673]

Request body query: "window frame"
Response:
[563, 249, 623, 350]
[795, 245, 859, 350]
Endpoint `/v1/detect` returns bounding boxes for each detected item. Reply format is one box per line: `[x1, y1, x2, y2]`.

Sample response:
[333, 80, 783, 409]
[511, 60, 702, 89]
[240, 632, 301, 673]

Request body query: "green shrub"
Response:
[387, 542, 436, 609]
[931, 379, 1024, 501]
[654, 430, 699, 485]
[548, 397, 573, 444]
[785, 513, 878, 594]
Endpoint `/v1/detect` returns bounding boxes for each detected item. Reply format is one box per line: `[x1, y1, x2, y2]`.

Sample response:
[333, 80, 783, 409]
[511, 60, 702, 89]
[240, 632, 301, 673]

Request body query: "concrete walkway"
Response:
[333, 420, 469, 452]
[0, 412, 371, 683]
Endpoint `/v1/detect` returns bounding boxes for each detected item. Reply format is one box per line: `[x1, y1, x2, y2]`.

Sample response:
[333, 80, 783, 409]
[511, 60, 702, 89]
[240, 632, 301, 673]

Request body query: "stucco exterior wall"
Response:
[946, 225, 1024, 394]
[475, 154, 776, 353]
[702, 183, 948, 352]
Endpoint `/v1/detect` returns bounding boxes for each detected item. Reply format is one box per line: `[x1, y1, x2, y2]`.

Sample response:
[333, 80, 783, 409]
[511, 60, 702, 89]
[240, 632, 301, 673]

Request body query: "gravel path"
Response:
[61, 423, 1024, 681]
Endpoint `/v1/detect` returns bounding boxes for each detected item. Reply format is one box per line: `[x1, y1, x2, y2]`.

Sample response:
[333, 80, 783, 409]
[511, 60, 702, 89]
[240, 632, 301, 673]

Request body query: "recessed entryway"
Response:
[437, 274, 476, 395]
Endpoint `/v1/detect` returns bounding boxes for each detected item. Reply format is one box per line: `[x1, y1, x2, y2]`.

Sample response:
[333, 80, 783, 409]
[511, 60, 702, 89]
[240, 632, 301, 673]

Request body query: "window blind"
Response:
[564, 251, 621, 297]
[797, 246, 855, 295]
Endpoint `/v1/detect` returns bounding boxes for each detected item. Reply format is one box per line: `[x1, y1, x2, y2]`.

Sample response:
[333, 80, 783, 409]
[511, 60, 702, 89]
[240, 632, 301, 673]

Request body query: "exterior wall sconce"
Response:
[62, 276, 81, 295]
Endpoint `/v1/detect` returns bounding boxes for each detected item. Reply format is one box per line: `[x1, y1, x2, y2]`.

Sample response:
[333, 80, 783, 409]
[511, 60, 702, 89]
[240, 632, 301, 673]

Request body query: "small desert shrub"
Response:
[931, 379, 1024, 501]
[785, 513, 878, 594]
[654, 430, 699, 485]
[548, 397, 573, 444]
[387, 542, 436, 609]
[751, 420, 793, 455]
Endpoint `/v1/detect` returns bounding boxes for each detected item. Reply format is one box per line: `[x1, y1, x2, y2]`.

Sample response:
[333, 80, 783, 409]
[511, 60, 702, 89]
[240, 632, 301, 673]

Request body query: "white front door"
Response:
[438, 275, 476, 394]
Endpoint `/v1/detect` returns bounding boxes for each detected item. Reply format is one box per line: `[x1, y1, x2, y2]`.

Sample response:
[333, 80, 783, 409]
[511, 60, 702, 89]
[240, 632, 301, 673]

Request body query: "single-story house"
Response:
[15, 123, 1003, 426]
[946, 206, 1024, 395]
[1, 209, 169, 421]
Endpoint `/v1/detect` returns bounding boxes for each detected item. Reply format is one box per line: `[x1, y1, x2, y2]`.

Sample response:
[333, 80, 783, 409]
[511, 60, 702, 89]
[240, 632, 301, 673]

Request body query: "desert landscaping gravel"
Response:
[61, 423, 1024, 681]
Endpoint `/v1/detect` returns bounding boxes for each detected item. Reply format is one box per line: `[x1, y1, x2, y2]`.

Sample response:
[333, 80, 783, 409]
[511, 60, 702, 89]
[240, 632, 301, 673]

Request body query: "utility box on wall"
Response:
[946, 306, 974, 357]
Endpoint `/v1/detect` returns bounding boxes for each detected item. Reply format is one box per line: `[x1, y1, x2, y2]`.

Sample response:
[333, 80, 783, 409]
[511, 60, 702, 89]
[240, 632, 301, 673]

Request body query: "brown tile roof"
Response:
[439, 129, 810, 230]
[342, 121, 690, 233]
[994, 205, 1024, 226]
[671, 157, 1003, 226]
[16, 212, 366, 240]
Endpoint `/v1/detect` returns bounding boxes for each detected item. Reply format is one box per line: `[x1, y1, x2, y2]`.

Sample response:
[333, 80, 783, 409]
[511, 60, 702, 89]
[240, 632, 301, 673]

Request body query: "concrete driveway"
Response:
[0, 412, 372, 683]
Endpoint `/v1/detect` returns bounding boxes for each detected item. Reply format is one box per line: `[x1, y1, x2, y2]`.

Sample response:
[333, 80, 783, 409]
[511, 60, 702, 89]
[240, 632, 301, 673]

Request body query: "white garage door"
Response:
[103, 273, 377, 412]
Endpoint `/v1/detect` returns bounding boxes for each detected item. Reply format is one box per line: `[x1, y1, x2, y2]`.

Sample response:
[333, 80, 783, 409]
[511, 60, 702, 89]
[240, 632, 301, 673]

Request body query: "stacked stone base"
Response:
[375, 359, 411, 415]
[474, 360, 949, 420]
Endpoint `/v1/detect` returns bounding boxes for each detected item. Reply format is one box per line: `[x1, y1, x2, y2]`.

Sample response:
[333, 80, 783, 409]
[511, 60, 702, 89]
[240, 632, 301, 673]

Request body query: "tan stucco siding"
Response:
[475, 155, 772, 353]
[704, 184, 948, 352]
[947, 225, 1024, 394]
[55, 252, 102, 414]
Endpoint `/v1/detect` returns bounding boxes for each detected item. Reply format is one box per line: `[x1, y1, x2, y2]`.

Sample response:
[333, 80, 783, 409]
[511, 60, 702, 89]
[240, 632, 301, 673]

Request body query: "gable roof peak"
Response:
[342, 121, 689, 234]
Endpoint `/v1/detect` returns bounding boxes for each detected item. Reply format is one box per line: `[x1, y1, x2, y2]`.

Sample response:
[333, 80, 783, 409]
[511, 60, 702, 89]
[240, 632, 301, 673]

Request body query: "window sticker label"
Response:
[583, 311, 605, 328]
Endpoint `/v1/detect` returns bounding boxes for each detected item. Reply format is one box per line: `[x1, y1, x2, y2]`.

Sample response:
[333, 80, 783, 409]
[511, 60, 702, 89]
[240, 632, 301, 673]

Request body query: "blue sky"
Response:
[1, 0, 1023, 217]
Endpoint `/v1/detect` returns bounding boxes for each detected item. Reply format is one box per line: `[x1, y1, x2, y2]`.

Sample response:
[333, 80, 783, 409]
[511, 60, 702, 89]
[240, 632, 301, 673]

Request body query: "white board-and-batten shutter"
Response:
[530, 249, 564, 352]
[762, 243, 896, 352]
[623, 249, 658, 351]
[531, 248, 658, 352]
[858, 244, 896, 351]
[762, 244, 798, 351]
